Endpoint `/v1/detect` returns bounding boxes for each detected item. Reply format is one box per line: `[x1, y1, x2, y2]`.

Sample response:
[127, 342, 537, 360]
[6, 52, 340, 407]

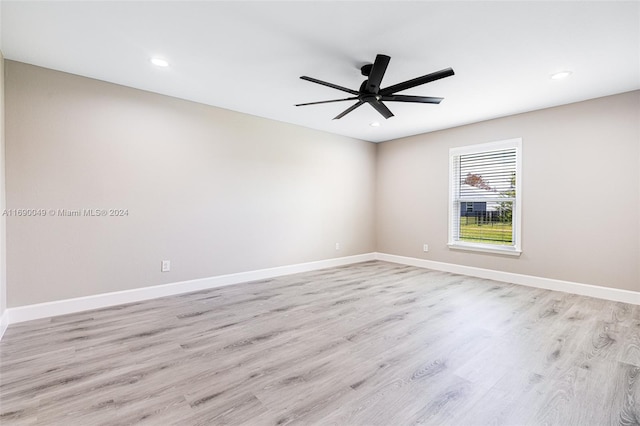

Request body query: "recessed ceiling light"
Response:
[370, 122, 381, 127]
[150, 57, 169, 67]
[551, 71, 572, 80]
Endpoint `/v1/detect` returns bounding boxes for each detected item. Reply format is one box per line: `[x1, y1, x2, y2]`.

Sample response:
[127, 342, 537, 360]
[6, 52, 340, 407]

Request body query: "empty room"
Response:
[0, 1, 639, 425]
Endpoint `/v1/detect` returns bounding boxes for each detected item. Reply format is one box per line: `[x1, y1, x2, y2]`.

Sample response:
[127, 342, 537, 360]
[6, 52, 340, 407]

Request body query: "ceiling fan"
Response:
[295, 54, 454, 120]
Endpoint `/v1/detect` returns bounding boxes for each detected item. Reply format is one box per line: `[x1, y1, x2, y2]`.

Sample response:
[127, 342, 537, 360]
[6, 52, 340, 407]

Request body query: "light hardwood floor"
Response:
[1, 261, 639, 425]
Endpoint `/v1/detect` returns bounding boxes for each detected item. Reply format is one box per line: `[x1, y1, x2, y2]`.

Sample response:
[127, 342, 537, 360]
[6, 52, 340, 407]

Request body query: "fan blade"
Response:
[333, 101, 364, 120]
[367, 99, 394, 119]
[381, 95, 443, 104]
[295, 96, 359, 107]
[300, 76, 359, 95]
[365, 54, 391, 94]
[380, 67, 454, 95]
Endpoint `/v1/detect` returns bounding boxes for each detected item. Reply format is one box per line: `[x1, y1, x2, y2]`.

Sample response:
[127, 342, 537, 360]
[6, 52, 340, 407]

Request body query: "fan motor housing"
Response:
[361, 63, 373, 76]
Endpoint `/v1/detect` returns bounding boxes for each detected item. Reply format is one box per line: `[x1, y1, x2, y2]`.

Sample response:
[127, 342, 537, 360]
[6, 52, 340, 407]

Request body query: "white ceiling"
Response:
[2, 1, 639, 143]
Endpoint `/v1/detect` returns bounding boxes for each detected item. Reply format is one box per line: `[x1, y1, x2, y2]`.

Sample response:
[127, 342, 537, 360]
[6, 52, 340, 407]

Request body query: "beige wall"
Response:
[377, 90, 640, 291]
[5, 61, 376, 306]
[5, 59, 639, 308]
[0, 52, 6, 319]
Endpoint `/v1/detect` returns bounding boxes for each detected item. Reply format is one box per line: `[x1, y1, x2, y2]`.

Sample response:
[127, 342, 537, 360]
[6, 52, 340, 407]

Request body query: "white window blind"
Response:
[449, 139, 522, 255]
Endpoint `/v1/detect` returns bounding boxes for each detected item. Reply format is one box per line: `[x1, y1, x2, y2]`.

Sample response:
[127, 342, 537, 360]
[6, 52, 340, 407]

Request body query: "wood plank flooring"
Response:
[1, 260, 639, 425]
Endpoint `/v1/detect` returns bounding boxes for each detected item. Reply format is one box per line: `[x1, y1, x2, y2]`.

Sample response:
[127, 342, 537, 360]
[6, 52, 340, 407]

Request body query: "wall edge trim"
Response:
[4, 253, 376, 327]
[374, 252, 640, 305]
[0, 311, 8, 340]
[5, 251, 637, 337]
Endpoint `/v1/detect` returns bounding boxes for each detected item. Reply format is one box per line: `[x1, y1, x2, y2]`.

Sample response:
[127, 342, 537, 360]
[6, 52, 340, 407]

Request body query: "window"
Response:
[449, 138, 522, 255]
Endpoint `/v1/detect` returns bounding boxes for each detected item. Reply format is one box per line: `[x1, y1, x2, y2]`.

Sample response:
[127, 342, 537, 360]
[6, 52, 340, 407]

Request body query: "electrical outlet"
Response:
[335, 243, 340, 250]
[423, 244, 429, 252]
[161, 260, 171, 272]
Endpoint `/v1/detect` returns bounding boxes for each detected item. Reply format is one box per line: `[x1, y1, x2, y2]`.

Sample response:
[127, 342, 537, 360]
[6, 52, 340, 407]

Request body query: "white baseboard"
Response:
[375, 252, 640, 305]
[5, 253, 376, 326]
[0, 310, 8, 340]
[4, 251, 638, 336]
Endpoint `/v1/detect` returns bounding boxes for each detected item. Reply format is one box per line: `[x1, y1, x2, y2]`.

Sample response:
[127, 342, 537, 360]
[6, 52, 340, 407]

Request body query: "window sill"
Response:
[447, 242, 522, 257]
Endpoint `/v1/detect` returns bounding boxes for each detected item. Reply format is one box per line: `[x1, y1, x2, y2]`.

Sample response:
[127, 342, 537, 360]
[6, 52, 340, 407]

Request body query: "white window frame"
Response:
[448, 138, 522, 256]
